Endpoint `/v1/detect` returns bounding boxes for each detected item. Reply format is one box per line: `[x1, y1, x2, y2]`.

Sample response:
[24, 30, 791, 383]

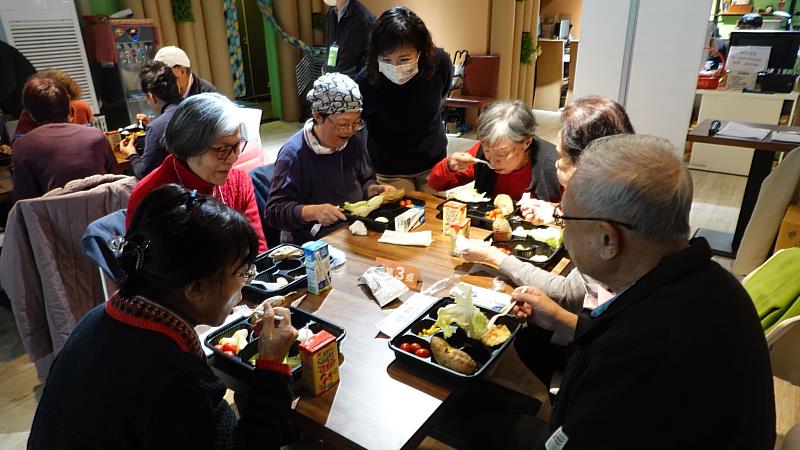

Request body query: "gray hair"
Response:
[567, 135, 693, 241]
[477, 100, 537, 147]
[164, 93, 246, 159]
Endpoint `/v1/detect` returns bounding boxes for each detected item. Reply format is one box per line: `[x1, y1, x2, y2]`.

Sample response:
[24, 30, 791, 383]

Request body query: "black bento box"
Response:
[241, 244, 308, 302]
[343, 197, 426, 231]
[388, 297, 521, 380]
[206, 307, 346, 392]
[487, 219, 564, 268]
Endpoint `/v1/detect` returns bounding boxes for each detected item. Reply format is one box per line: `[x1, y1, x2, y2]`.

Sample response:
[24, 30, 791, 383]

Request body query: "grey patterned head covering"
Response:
[306, 72, 362, 115]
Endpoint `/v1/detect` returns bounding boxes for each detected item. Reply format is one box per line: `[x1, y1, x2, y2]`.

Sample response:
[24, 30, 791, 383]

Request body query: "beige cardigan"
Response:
[0, 174, 136, 379]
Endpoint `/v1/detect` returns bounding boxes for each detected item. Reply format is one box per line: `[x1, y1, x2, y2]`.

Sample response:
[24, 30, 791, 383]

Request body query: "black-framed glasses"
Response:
[235, 264, 258, 285]
[210, 139, 247, 161]
[552, 209, 637, 230]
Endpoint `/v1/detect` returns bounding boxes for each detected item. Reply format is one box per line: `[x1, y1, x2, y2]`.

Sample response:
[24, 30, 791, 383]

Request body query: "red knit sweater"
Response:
[126, 154, 267, 252]
[427, 141, 533, 201]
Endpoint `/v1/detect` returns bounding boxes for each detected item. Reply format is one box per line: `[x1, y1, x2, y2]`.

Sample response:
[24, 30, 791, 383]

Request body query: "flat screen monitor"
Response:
[728, 30, 800, 70]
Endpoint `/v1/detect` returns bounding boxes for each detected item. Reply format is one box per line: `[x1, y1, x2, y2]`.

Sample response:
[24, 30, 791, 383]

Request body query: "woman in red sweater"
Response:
[428, 99, 561, 202]
[127, 93, 267, 252]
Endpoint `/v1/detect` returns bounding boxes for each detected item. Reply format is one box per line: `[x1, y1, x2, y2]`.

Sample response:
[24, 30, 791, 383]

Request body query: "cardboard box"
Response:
[774, 204, 800, 252]
[442, 200, 467, 235]
[394, 206, 425, 232]
[299, 330, 340, 395]
[302, 240, 332, 295]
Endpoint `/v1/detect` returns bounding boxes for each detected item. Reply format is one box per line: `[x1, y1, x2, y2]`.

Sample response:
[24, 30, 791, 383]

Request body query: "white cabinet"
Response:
[689, 89, 799, 176]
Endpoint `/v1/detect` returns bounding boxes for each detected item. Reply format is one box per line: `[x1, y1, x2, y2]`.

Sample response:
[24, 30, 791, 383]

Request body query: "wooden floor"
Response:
[0, 166, 796, 449]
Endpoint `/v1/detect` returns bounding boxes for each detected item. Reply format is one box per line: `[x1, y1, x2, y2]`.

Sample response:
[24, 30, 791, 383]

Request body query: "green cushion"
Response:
[743, 248, 800, 333]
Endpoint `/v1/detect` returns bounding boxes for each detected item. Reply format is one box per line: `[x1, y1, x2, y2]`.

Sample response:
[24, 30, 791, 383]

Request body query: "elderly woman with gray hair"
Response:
[428, 99, 562, 202]
[266, 72, 394, 244]
[126, 92, 267, 252]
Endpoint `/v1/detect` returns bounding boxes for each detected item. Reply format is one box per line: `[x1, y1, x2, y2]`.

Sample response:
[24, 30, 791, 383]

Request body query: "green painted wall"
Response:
[89, 0, 118, 15]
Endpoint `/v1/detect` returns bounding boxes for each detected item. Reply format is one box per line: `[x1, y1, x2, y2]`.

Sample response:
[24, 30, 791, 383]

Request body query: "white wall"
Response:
[574, 0, 712, 152]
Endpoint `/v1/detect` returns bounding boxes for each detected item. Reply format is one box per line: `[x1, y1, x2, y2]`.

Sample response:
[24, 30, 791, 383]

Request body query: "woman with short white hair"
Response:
[428, 99, 562, 202]
[126, 92, 267, 252]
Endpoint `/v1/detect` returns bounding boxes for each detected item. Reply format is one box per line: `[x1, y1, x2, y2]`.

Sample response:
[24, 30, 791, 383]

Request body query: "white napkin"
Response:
[445, 181, 490, 203]
[378, 230, 433, 247]
[349, 220, 367, 236]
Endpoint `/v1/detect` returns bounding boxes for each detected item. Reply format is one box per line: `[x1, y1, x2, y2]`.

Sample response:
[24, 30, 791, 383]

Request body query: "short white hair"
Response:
[477, 100, 537, 147]
[567, 135, 693, 241]
[165, 93, 246, 159]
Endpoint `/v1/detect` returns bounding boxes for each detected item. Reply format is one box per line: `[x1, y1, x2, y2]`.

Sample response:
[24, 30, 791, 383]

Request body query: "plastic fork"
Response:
[232, 304, 284, 321]
[487, 299, 517, 329]
[471, 157, 495, 170]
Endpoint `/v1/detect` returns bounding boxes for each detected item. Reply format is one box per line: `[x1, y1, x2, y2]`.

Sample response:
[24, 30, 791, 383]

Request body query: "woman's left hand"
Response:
[367, 184, 395, 197]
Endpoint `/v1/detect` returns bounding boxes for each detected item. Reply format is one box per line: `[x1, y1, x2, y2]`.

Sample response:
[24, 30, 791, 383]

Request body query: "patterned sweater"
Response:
[28, 294, 293, 450]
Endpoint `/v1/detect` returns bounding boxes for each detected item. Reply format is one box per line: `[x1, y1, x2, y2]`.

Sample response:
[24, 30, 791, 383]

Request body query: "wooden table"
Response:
[287, 192, 495, 449]
[687, 119, 800, 258]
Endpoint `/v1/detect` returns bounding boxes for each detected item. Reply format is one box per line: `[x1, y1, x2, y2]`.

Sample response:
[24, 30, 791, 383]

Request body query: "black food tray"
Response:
[344, 197, 425, 232]
[437, 198, 518, 230]
[207, 307, 346, 391]
[241, 244, 308, 302]
[388, 297, 521, 380]
[486, 219, 564, 268]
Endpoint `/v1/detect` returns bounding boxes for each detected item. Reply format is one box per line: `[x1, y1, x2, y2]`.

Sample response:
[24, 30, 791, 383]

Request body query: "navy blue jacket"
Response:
[129, 102, 180, 179]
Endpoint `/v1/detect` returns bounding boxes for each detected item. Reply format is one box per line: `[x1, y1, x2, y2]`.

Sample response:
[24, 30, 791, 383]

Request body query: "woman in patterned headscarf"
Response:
[265, 72, 394, 244]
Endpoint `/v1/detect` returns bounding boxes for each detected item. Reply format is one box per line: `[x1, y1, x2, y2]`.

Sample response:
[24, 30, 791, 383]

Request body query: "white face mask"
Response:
[378, 58, 419, 85]
[323, 0, 337, 6]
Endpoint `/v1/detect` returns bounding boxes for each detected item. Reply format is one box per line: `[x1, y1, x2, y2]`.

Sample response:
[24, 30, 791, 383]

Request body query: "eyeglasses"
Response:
[552, 207, 636, 230]
[234, 264, 258, 285]
[331, 119, 365, 133]
[209, 139, 247, 161]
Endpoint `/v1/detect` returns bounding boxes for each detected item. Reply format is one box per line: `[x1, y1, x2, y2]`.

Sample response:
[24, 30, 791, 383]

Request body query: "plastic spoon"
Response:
[471, 157, 495, 170]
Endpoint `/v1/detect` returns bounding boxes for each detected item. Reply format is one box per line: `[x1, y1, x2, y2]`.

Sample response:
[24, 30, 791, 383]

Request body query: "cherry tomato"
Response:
[223, 350, 235, 356]
[415, 348, 431, 358]
[221, 342, 238, 354]
[399, 342, 412, 352]
[409, 342, 422, 352]
[214, 344, 223, 351]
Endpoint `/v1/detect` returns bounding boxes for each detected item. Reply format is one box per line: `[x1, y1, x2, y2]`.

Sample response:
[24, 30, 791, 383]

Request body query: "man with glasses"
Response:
[512, 135, 775, 449]
[266, 72, 394, 244]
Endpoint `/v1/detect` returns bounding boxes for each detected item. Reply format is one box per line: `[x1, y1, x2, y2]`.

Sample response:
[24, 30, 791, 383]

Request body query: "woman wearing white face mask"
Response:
[355, 6, 453, 194]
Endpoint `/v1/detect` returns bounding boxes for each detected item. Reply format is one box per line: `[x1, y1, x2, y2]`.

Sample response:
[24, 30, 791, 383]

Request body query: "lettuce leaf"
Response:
[434, 283, 489, 339]
[343, 195, 384, 217]
[530, 227, 564, 249]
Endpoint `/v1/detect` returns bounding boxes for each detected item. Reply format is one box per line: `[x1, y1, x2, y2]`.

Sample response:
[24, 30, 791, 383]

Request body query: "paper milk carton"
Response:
[302, 240, 332, 295]
[299, 330, 340, 395]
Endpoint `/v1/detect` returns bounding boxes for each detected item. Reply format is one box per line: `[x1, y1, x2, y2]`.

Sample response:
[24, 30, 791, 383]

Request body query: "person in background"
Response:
[154, 46, 217, 99]
[266, 72, 393, 244]
[126, 93, 267, 252]
[13, 69, 95, 142]
[737, 13, 763, 29]
[12, 78, 118, 203]
[356, 6, 452, 193]
[0, 40, 36, 118]
[323, 0, 375, 78]
[28, 184, 298, 450]
[511, 135, 775, 448]
[428, 100, 562, 202]
[119, 61, 183, 179]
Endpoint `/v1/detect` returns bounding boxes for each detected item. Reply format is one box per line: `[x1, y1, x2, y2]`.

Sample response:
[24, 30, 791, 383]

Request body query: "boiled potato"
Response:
[430, 336, 477, 375]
